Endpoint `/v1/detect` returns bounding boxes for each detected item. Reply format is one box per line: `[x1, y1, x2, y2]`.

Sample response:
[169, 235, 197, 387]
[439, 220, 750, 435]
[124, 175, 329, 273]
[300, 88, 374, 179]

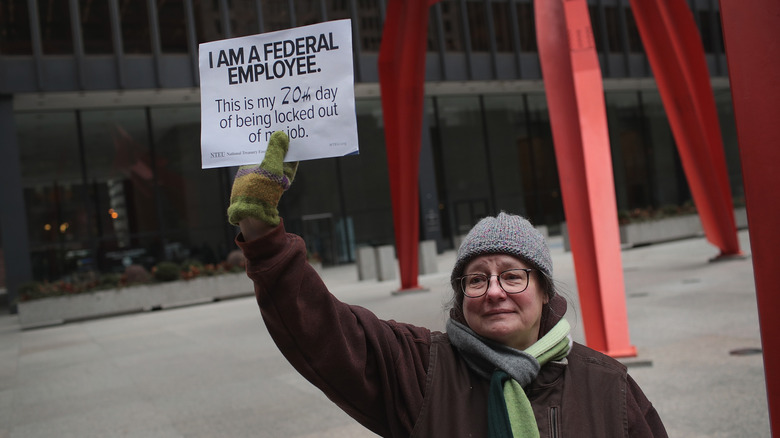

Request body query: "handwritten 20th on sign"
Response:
[199, 19, 359, 169]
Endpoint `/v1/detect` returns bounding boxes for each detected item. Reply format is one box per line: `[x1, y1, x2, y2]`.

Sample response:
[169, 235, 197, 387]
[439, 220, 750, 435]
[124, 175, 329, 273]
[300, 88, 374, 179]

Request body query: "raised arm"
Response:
[228, 132, 431, 437]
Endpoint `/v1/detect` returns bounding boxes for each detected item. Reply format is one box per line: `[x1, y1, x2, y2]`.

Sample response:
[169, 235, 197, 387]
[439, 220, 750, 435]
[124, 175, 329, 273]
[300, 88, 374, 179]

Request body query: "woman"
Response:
[229, 132, 667, 437]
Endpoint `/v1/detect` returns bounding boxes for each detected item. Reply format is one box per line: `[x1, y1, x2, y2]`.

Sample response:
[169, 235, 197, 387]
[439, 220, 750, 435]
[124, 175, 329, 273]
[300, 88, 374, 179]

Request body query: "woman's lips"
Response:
[483, 308, 515, 316]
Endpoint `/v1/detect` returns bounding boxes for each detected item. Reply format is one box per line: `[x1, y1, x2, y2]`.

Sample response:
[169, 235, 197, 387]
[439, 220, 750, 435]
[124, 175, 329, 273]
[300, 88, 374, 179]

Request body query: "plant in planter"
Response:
[16, 255, 257, 328]
[152, 261, 181, 282]
[618, 202, 698, 225]
[225, 249, 246, 272]
[17, 271, 120, 302]
[617, 202, 702, 247]
[16, 248, 252, 306]
[123, 264, 151, 285]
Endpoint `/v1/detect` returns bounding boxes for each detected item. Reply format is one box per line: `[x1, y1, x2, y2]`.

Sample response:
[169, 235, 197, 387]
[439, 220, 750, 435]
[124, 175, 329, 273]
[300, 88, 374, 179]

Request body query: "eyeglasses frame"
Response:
[457, 268, 535, 298]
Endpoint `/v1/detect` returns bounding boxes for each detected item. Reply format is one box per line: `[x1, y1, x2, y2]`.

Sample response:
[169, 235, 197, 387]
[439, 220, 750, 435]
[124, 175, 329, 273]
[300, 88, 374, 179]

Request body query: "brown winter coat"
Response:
[238, 222, 667, 437]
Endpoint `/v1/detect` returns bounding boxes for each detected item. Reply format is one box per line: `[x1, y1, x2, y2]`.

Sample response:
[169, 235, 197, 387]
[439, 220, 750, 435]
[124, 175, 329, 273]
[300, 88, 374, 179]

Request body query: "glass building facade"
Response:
[0, 0, 739, 307]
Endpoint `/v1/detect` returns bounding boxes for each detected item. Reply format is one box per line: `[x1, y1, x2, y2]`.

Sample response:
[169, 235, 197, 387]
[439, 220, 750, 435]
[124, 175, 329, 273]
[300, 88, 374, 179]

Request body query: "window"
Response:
[603, 6, 622, 53]
[439, 0, 465, 51]
[40, 0, 73, 54]
[16, 111, 85, 281]
[1, 0, 32, 54]
[466, 1, 490, 52]
[516, 2, 536, 52]
[492, 2, 513, 53]
[433, 96, 491, 234]
[81, 0, 113, 54]
[624, 8, 643, 53]
[120, 0, 151, 53]
[158, 0, 189, 52]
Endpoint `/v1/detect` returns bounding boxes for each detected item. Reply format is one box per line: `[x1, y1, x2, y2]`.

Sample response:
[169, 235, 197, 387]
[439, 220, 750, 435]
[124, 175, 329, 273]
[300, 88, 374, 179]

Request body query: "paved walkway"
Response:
[0, 230, 770, 437]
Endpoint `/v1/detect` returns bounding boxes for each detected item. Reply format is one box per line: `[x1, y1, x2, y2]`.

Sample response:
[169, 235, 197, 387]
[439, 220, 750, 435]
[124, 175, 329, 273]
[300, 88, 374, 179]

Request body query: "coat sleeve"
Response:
[626, 373, 669, 437]
[237, 221, 431, 437]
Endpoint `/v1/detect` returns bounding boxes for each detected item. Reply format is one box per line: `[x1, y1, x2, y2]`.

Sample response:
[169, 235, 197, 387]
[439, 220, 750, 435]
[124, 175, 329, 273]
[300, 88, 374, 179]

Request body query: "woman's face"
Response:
[461, 254, 548, 350]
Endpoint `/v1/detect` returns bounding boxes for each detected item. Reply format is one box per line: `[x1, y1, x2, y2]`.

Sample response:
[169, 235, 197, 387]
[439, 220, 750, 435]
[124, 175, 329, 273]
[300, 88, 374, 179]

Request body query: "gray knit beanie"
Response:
[450, 212, 552, 288]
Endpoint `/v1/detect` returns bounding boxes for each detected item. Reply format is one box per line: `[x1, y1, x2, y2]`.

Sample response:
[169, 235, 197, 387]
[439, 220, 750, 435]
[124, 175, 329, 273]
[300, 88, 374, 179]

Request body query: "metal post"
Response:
[629, 0, 741, 257]
[719, 0, 780, 433]
[535, 0, 636, 356]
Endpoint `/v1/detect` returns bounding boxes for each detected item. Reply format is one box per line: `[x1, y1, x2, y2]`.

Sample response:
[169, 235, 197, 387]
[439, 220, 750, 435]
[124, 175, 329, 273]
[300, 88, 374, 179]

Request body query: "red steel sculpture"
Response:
[719, 0, 780, 433]
[534, 0, 635, 356]
[377, 0, 745, 361]
[629, 0, 741, 257]
[378, 0, 440, 291]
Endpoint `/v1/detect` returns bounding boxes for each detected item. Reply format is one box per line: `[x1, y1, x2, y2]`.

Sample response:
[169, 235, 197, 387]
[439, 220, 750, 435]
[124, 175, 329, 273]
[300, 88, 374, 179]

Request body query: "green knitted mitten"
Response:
[227, 131, 299, 226]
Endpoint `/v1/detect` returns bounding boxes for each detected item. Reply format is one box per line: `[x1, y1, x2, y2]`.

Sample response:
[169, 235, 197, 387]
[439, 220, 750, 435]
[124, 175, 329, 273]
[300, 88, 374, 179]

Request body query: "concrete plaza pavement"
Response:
[0, 229, 770, 437]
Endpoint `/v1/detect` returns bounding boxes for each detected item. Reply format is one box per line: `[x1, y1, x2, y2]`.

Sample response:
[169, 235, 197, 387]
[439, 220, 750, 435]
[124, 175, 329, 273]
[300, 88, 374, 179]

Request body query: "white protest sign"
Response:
[199, 19, 359, 169]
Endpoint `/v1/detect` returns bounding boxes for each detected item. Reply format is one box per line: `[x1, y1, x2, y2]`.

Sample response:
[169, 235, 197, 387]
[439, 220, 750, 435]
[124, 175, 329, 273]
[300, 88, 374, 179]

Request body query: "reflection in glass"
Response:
[158, 0, 189, 52]
[439, 0, 465, 51]
[264, 1, 293, 32]
[80, 0, 113, 54]
[606, 91, 652, 210]
[466, 1, 489, 52]
[16, 112, 86, 280]
[483, 95, 531, 217]
[354, 2, 384, 52]
[639, 90, 688, 208]
[39, 1, 73, 54]
[434, 96, 490, 235]
[121, 1, 152, 53]
[193, 0, 225, 42]
[491, 2, 512, 53]
[0, 0, 33, 54]
[713, 88, 743, 201]
[81, 109, 160, 272]
[338, 98, 393, 248]
[515, 94, 564, 227]
[150, 106, 231, 265]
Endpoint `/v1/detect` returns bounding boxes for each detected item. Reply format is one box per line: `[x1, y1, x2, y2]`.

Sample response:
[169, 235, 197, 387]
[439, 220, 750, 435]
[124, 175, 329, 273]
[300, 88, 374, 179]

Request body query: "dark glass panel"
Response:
[604, 6, 622, 53]
[158, 0, 188, 52]
[491, 2, 512, 53]
[192, 0, 224, 43]
[606, 91, 654, 211]
[432, 95, 491, 235]
[230, 0, 260, 37]
[81, 108, 161, 272]
[16, 111, 86, 281]
[150, 106, 231, 265]
[264, 0, 293, 32]
[466, 0, 489, 52]
[439, 0, 464, 51]
[81, 0, 113, 54]
[355, 1, 382, 52]
[624, 8, 643, 53]
[0, 0, 33, 54]
[40, 0, 74, 54]
[516, 2, 536, 52]
[120, 0, 151, 53]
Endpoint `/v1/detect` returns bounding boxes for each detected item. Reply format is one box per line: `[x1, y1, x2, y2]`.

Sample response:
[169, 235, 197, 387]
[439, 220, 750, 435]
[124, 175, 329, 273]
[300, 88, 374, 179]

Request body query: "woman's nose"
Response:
[484, 276, 506, 300]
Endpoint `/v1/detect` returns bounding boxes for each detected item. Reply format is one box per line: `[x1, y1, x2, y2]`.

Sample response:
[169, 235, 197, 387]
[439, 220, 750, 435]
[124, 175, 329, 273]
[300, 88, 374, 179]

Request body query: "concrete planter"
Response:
[561, 207, 747, 251]
[619, 214, 703, 247]
[620, 207, 747, 247]
[17, 272, 254, 329]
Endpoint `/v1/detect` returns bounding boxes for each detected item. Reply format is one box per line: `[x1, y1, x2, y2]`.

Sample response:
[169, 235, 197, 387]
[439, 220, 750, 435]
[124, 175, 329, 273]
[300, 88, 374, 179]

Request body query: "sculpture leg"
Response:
[630, 0, 741, 256]
[535, 0, 635, 356]
[378, 0, 433, 290]
[719, 0, 780, 433]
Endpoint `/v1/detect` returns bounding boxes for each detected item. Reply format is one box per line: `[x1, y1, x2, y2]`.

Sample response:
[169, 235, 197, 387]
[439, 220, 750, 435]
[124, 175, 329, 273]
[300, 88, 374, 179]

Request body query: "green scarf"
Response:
[448, 318, 571, 438]
[489, 320, 571, 438]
